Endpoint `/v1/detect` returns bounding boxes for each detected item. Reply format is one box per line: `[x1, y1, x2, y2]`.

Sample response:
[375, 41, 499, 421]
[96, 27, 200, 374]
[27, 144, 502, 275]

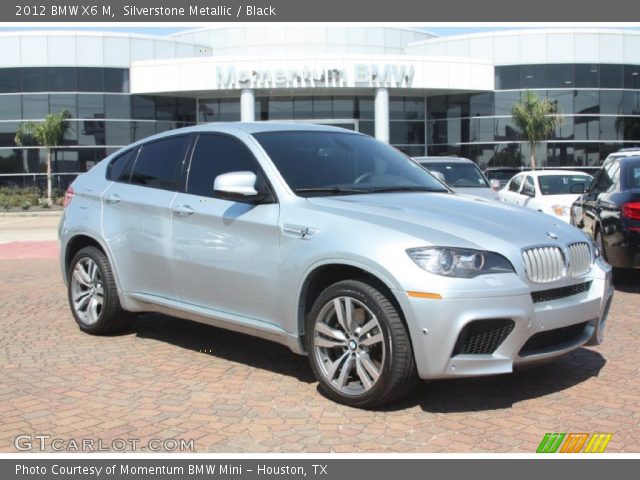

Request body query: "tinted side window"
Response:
[129, 136, 189, 190]
[186, 134, 264, 198]
[107, 148, 138, 181]
[509, 175, 523, 192]
[523, 176, 535, 195]
[592, 163, 615, 195]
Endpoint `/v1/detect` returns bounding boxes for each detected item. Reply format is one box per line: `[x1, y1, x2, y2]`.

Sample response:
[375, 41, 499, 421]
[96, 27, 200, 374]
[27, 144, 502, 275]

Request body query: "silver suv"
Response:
[59, 123, 613, 408]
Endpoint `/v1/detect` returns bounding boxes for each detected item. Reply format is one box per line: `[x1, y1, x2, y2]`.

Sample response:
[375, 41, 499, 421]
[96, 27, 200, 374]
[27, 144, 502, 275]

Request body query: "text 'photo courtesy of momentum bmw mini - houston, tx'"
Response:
[58, 122, 614, 408]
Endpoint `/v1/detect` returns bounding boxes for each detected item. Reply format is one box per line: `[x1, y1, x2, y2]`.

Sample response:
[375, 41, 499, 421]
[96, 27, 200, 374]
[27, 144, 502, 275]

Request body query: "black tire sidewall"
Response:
[68, 246, 113, 333]
[305, 280, 410, 408]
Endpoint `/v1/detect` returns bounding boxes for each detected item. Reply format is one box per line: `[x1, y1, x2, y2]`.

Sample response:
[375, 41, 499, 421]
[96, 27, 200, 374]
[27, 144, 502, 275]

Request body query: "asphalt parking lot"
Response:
[1, 216, 639, 452]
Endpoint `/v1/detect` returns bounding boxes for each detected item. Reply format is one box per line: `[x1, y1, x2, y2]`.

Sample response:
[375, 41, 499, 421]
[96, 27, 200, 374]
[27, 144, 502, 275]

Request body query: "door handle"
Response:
[104, 193, 120, 205]
[172, 204, 195, 216]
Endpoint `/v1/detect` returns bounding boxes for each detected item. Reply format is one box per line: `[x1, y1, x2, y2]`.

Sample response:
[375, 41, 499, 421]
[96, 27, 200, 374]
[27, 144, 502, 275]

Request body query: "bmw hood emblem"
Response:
[546, 232, 559, 240]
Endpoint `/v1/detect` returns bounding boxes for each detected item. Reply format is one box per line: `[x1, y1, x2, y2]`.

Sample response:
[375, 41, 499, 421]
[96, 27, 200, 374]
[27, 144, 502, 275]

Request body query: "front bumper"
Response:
[395, 260, 614, 380]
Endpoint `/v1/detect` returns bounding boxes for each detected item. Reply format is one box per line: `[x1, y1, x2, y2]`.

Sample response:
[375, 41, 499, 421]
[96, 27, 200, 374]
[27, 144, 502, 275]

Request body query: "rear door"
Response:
[169, 133, 281, 324]
[101, 135, 191, 299]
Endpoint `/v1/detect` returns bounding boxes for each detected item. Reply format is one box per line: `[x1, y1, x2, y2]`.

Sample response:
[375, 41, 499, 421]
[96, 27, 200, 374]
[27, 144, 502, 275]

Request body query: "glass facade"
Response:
[0, 67, 197, 187]
[4, 61, 640, 187]
[426, 63, 640, 168]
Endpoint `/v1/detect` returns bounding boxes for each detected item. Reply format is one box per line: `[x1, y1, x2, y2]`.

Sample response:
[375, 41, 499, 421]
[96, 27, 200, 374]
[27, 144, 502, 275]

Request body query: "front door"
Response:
[169, 133, 280, 325]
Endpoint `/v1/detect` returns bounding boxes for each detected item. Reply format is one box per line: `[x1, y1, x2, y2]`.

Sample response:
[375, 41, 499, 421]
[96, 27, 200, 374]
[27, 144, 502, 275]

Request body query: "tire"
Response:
[67, 246, 134, 334]
[305, 279, 417, 408]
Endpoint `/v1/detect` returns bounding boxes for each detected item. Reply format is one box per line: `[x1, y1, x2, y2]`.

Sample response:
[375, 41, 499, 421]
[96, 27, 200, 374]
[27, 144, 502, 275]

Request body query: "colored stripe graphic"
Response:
[559, 433, 589, 453]
[537, 433, 565, 453]
[584, 433, 613, 453]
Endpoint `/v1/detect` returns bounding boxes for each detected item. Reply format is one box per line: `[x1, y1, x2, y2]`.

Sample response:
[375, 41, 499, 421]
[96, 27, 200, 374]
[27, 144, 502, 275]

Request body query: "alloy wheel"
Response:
[312, 296, 385, 396]
[70, 257, 104, 325]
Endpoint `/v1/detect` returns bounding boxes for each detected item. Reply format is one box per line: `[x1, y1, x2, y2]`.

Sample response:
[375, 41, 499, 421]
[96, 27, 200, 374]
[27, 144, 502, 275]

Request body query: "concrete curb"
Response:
[0, 210, 63, 218]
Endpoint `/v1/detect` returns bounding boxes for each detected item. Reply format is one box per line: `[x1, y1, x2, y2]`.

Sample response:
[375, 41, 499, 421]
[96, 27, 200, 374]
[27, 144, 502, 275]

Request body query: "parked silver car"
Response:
[414, 156, 499, 201]
[59, 123, 613, 408]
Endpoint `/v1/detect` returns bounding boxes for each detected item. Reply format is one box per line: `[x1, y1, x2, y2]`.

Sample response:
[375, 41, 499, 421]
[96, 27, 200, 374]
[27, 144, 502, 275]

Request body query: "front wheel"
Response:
[305, 279, 417, 408]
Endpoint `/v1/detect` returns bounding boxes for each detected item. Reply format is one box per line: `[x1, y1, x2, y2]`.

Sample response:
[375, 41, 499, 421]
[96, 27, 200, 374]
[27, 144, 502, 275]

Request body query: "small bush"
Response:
[0, 187, 41, 209]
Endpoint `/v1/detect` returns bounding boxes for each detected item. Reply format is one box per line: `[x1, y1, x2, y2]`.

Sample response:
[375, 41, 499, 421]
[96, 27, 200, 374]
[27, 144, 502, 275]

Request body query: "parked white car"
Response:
[498, 170, 593, 223]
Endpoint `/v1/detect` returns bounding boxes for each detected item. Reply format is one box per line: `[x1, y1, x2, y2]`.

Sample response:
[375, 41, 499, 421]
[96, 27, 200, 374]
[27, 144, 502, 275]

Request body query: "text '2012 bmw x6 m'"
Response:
[59, 123, 614, 408]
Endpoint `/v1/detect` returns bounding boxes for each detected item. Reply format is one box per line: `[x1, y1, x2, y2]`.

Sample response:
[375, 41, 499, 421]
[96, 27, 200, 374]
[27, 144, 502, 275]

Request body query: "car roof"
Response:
[115, 122, 361, 152]
[413, 156, 474, 164]
[514, 170, 593, 178]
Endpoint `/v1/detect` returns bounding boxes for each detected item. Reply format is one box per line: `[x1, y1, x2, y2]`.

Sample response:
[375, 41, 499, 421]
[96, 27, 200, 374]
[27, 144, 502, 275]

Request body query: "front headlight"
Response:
[551, 205, 570, 217]
[407, 247, 515, 278]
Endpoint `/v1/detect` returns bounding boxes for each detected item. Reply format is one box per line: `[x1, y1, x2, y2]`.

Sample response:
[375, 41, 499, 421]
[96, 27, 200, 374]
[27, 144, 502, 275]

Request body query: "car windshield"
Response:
[253, 131, 448, 197]
[537, 174, 592, 195]
[422, 162, 489, 188]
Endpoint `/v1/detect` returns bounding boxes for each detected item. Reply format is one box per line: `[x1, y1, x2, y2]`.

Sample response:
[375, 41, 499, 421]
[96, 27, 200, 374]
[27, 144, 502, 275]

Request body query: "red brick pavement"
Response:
[0, 241, 58, 260]
[0, 246, 639, 453]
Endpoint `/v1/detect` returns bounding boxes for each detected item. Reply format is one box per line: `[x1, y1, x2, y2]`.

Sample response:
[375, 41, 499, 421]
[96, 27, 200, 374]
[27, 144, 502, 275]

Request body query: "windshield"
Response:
[422, 162, 489, 188]
[253, 131, 448, 197]
[537, 174, 592, 195]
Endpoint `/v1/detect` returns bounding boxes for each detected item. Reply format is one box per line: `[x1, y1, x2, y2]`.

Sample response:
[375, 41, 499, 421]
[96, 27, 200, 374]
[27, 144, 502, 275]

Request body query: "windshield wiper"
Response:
[367, 186, 447, 193]
[294, 187, 371, 196]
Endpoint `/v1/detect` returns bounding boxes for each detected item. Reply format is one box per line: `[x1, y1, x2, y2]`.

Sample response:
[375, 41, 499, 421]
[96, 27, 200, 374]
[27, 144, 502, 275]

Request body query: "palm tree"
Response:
[15, 109, 72, 205]
[511, 91, 563, 170]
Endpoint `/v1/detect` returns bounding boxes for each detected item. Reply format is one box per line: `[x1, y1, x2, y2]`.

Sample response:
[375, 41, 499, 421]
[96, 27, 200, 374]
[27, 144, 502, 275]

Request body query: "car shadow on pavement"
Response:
[131, 313, 316, 384]
[613, 268, 640, 293]
[384, 348, 606, 413]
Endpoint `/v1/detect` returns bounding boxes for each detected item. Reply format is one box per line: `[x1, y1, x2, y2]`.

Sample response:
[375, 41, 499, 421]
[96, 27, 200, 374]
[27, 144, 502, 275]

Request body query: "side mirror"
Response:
[570, 183, 586, 194]
[490, 179, 501, 191]
[213, 171, 263, 202]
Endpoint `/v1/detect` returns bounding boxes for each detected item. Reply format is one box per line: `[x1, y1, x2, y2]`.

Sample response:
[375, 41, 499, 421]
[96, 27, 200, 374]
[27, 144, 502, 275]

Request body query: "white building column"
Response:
[240, 89, 255, 122]
[374, 87, 389, 143]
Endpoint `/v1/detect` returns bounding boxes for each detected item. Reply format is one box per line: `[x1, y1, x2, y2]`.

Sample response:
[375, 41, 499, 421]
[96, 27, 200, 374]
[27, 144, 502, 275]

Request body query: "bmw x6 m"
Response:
[59, 123, 614, 408]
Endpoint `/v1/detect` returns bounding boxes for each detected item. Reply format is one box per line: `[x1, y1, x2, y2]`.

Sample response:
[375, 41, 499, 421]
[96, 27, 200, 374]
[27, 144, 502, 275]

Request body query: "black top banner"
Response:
[5, 0, 640, 22]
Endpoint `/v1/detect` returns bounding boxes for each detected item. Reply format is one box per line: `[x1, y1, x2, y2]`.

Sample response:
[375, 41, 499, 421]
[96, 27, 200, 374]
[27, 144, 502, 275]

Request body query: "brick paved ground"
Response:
[1, 241, 639, 453]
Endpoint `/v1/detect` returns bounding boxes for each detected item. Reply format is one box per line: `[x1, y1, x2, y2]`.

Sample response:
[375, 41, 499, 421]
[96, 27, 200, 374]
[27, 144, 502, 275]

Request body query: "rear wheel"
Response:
[305, 279, 417, 408]
[68, 246, 133, 334]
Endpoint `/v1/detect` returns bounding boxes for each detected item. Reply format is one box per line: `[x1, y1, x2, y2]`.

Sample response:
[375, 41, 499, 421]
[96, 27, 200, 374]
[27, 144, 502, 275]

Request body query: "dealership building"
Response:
[1, 26, 640, 188]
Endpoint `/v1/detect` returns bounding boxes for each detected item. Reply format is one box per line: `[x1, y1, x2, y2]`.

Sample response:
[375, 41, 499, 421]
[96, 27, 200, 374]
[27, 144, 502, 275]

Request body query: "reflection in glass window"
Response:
[21, 68, 49, 92]
[48, 68, 77, 92]
[574, 91, 599, 114]
[105, 95, 131, 119]
[575, 64, 600, 88]
[105, 122, 132, 146]
[77, 68, 105, 92]
[494, 91, 520, 115]
[600, 64, 623, 89]
[495, 65, 520, 90]
[104, 69, 130, 93]
[574, 116, 599, 141]
[77, 94, 105, 119]
[22, 94, 49, 119]
[313, 97, 331, 118]
[332, 97, 355, 119]
[0, 95, 22, 120]
[131, 96, 155, 120]
[546, 64, 574, 88]
[520, 65, 546, 89]
[0, 68, 20, 93]
[49, 94, 77, 117]
[390, 122, 425, 145]
[624, 65, 640, 89]
[600, 90, 624, 115]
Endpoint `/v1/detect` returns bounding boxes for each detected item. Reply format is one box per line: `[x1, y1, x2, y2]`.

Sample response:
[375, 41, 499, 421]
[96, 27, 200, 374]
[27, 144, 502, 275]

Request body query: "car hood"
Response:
[306, 192, 587, 252]
[450, 186, 499, 201]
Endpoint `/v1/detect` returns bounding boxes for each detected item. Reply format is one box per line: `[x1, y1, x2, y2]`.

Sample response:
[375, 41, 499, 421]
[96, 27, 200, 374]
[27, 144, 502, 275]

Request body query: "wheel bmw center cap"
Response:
[348, 339, 358, 351]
